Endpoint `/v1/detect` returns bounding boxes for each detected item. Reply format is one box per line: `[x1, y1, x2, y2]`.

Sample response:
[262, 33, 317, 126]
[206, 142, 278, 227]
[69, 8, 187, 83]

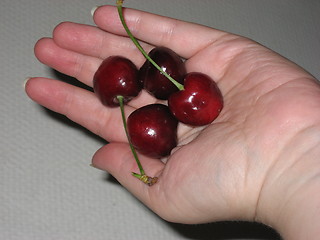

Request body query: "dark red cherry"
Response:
[93, 56, 141, 107]
[127, 104, 178, 158]
[139, 47, 186, 100]
[168, 72, 223, 126]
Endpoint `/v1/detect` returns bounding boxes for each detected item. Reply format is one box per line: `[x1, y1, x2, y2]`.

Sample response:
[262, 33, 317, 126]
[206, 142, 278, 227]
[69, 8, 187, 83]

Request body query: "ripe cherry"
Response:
[138, 47, 186, 100]
[98, 0, 226, 185]
[127, 104, 178, 158]
[93, 56, 141, 107]
[168, 72, 223, 126]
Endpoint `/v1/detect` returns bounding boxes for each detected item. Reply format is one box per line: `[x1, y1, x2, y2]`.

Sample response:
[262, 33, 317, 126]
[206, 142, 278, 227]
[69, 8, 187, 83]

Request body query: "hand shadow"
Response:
[168, 221, 281, 240]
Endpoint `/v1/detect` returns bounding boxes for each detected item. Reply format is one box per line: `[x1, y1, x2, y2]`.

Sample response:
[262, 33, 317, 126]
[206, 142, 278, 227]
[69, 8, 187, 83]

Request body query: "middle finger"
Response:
[53, 22, 151, 62]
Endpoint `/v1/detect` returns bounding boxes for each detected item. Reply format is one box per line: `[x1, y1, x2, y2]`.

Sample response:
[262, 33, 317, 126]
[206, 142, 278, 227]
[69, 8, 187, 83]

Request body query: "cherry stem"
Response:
[117, 96, 159, 186]
[116, 1, 184, 91]
[117, 95, 145, 176]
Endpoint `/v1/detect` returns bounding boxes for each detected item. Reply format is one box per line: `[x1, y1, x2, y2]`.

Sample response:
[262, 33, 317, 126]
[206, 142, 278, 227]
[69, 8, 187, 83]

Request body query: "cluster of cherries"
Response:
[92, 1, 223, 185]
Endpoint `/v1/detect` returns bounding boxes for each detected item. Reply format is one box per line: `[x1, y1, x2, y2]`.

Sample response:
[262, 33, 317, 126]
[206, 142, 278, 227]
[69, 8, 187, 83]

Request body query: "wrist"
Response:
[262, 180, 320, 239]
[255, 127, 320, 239]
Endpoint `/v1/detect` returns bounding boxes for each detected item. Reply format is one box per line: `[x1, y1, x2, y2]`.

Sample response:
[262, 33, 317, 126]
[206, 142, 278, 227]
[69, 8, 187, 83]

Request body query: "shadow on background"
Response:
[52, 69, 93, 91]
[168, 221, 281, 240]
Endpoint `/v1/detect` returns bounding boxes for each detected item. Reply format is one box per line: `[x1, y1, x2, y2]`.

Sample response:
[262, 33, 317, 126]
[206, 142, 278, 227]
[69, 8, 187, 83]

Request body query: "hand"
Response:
[25, 5, 320, 239]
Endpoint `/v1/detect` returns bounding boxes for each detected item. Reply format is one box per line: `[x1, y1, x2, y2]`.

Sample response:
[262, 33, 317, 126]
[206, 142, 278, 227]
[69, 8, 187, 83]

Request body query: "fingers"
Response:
[34, 37, 101, 87]
[35, 22, 154, 88]
[52, 22, 151, 65]
[93, 5, 228, 59]
[35, 5, 231, 90]
[25, 77, 133, 142]
[25, 77, 167, 211]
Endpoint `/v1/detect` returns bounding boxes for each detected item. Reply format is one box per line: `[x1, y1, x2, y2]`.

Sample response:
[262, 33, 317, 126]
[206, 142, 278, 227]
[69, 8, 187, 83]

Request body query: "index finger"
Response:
[93, 5, 228, 59]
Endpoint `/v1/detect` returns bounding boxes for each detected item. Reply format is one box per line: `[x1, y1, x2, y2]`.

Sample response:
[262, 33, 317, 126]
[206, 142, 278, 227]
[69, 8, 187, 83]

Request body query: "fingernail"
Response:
[91, 6, 99, 17]
[90, 163, 103, 171]
[23, 77, 31, 90]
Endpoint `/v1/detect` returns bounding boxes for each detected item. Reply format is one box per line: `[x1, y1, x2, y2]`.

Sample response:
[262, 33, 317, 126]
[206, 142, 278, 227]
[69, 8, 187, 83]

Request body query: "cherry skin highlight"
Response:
[93, 56, 141, 107]
[127, 104, 178, 158]
[138, 47, 186, 100]
[168, 72, 223, 126]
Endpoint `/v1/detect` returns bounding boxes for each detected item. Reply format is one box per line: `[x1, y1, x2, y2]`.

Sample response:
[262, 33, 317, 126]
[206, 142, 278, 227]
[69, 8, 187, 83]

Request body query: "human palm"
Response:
[26, 5, 320, 231]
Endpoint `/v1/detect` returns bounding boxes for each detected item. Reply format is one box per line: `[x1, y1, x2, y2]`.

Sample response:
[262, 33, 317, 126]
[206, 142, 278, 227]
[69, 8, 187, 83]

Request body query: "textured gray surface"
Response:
[1, 0, 319, 239]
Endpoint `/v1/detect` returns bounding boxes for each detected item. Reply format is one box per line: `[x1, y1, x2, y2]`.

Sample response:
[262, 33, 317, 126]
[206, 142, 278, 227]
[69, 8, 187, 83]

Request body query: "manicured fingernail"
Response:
[23, 77, 31, 90]
[91, 6, 99, 16]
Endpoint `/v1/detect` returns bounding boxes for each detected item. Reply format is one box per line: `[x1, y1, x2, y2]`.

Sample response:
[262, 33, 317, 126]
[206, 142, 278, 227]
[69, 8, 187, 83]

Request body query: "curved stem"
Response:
[117, 96, 158, 186]
[117, 95, 145, 176]
[116, 1, 184, 91]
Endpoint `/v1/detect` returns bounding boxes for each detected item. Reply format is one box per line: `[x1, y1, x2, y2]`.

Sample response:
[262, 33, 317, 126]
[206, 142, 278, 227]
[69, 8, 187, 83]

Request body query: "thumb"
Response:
[91, 142, 165, 199]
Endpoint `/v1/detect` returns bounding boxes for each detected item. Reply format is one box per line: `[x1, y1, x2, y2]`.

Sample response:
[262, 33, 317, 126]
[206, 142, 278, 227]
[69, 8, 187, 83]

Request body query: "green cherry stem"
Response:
[117, 95, 158, 186]
[117, 95, 145, 176]
[116, 0, 184, 91]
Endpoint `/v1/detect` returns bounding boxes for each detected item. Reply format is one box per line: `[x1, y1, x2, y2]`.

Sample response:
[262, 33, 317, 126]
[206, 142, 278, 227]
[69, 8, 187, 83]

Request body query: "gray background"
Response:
[1, 0, 319, 239]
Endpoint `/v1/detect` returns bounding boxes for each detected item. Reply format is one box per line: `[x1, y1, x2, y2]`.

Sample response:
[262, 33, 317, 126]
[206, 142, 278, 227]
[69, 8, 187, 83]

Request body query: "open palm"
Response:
[25, 5, 320, 230]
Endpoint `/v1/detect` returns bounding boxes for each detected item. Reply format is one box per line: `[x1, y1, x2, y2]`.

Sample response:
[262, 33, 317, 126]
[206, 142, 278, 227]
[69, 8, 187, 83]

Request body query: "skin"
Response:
[24, 5, 320, 239]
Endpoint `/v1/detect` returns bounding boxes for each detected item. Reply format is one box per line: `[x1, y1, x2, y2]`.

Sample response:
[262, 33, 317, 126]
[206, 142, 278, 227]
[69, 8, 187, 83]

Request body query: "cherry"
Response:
[139, 47, 186, 100]
[127, 104, 178, 158]
[93, 55, 157, 184]
[93, 56, 141, 107]
[100, 0, 225, 185]
[168, 72, 223, 126]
